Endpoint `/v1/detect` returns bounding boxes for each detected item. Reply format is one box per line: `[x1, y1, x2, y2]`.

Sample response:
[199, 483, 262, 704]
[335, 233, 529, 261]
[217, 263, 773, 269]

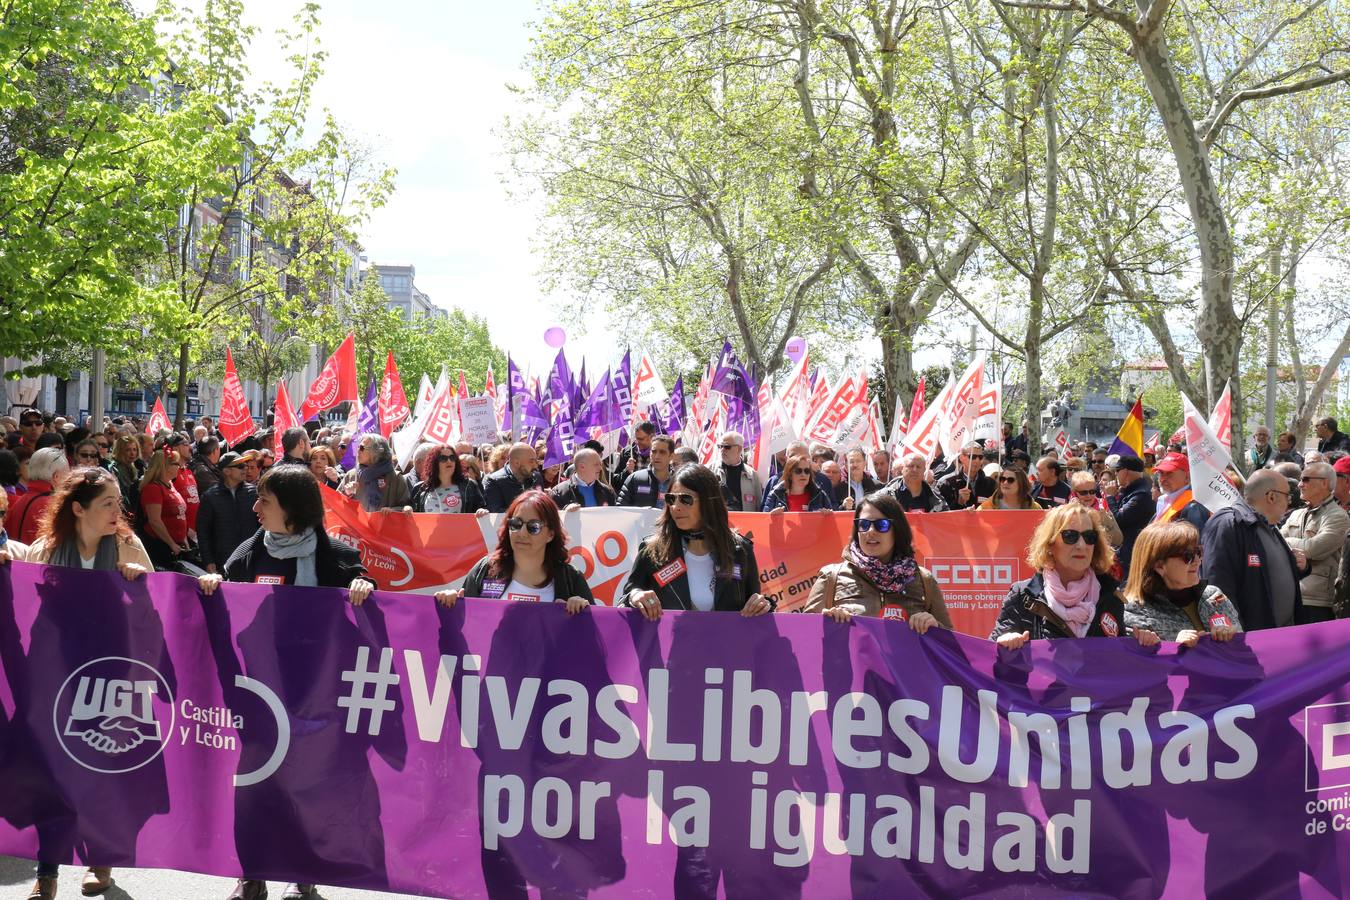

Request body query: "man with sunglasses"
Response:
[1278, 462, 1350, 624]
[937, 442, 995, 510]
[714, 431, 764, 512]
[1200, 469, 1304, 630]
[16, 409, 44, 451]
[196, 451, 260, 574]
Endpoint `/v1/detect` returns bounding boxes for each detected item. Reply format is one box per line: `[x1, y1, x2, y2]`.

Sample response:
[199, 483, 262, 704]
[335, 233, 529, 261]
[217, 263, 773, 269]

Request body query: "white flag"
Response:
[1183, 393, 1241, 513]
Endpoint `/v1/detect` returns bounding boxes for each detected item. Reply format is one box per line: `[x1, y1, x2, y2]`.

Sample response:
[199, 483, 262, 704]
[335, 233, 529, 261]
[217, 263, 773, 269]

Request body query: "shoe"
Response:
[227, 879, 269, 900]
[282, 885, 314, 899]
[82, 866, 113, 896]
[27, 877, 56, 900]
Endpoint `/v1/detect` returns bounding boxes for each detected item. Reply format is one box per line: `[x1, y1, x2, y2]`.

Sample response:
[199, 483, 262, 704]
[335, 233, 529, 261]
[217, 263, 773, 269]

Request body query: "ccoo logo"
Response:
[52, 657, 175, 774]
[308, 366, 340, 408]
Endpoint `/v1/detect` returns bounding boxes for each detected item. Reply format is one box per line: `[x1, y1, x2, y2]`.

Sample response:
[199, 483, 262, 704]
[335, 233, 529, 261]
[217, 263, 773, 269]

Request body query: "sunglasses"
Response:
[718, 444, 740, 451]
[507, 517, 546, 535]
[1059, 529, 1099, 546]
[1301, 476, 1326, 483]
[77, 452, 100, 460]
[437, 455, 457, 464]
[665, 492, 697, 507]
[998, 476, 1017, 484]
[792, 468, 811, 476]
[1171, 550, 1201, 564]
[1074, 489, 1097, 497]
[857, 518, 892, 533]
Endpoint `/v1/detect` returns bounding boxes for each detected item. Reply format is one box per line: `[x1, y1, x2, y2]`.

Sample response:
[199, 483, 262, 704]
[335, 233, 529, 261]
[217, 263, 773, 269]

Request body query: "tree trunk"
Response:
[1131, 30, 1238, 415]
[174, 341, 191, 430]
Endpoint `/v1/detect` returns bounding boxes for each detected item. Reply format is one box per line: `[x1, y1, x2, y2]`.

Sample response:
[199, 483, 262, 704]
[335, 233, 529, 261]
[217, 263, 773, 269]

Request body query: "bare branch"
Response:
[1202, 65, 1350, 146]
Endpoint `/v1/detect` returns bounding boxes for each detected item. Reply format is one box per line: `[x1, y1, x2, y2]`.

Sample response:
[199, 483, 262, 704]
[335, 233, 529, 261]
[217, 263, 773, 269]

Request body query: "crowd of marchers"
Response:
[4, 407, 1344, 900]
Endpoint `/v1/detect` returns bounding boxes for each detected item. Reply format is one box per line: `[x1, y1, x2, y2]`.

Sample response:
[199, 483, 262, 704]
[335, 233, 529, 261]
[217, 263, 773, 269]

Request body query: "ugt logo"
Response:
[52, 657, 174, 774]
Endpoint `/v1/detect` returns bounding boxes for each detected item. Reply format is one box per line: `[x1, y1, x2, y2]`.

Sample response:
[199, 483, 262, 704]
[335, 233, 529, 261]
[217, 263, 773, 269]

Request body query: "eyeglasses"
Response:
[856, 518, 892, 533]
[665, 491, 697, 507]
[1059, 529, 1099, 546]
[1074, 489, 1096, 497]
[506, 517, 545, 535]
[1171, 550, 1201, 564]
[998, 476, 1017, 484]
[94, 442, 109, 450]
[718, 443, 740, 451]
[77, 452, 99, 461]
[792, 468, 811, 476]
[1301, 475, 1327, 483]
[437, 455, 457, 464]
[1267, 488, 1290, 499]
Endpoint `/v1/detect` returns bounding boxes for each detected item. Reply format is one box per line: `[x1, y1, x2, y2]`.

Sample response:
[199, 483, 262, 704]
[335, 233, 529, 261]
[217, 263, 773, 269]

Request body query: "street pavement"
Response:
[0, 856, 425, 900]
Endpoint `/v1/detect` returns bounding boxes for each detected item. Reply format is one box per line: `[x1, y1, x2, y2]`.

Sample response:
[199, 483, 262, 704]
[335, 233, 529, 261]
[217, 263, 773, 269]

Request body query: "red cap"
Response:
[1154, 452, 1189, 474]
[1334, 457, 1350, 476]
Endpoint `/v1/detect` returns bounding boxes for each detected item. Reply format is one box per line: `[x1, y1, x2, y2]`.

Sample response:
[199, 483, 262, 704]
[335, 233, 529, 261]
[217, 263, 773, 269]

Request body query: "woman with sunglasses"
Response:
[137, 448, 189, 570]
[72, 438, 106, 472]
[1123, 521, 1241, 646]
[433, 490, 591, 612]
[803, 491, 951, 630]
[762, 452, 832, 512]
[978, 466, 1037, 510]
[990, 503, 1143, 646]
[411, 442, 486, 514]
[621, 464, 772, 617]
[109, 434, 142, 517]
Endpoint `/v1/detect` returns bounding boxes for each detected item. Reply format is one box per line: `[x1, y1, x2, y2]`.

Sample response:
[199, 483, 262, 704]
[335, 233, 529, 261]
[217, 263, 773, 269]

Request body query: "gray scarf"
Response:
[48, 534, 120, 571]
[262, 527, 319, 587]
[358, 459, 395, 512]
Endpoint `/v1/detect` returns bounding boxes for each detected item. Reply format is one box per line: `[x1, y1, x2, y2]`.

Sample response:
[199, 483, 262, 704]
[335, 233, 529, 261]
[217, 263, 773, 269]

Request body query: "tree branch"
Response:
[1202, 66, 1350, 147]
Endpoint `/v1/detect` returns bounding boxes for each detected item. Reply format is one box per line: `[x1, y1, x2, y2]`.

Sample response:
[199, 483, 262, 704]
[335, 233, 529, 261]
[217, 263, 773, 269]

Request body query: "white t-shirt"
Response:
[504, 578, 556, 604]
[683, 549, 716, 612]
[80, 554, 96, 569]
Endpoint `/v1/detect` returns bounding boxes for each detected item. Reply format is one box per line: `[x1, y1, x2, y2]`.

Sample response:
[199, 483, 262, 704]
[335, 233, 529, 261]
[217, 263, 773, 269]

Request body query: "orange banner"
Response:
[320, 489, 1043, 636]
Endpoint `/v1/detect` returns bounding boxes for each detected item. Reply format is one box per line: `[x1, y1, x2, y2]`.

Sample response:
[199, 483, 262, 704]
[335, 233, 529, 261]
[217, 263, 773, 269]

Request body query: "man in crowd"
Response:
[820, 459, 844, 500]
[937, 443, 994, 510]
[611, 420, 656, 487]
[239, 449, 261, 485]
[1335, 456, 1350, 512]
[483, 442, 541, 513]
[1272, 431, 1305, 466]
[1316, 416, 1350, 455]
[1247, 426, 1273, 470]
[618, 436, 675, 508]
[1030, 455, 1072, 508]
[870, 449, 892, 485]
[274, 426, 310, 468]
[1104, 455, 1153, 571]
[550, 447, 617, 509]
[1003, 421, 1029, 457]
[197, 451, 260, 575]
[1152, 452, 1210, 530]
[192, 436, 223, 495]
[1281, 461, 1350, 624]
[15, 409, 44, 451]
[715, 431, 764, 512]
[883, 454, 946, 512]
[1202, 469, 1300, 629]
[837, 448, 880, 507]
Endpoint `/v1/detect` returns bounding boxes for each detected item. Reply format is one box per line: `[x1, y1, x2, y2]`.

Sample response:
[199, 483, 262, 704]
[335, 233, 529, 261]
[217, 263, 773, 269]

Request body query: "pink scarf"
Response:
[1042, 567, 1100, 638]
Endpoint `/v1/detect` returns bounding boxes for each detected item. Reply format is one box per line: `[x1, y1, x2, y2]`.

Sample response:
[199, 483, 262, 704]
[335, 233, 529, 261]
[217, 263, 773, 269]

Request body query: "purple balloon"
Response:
[785, 336, 806, 364]
[544, 327, 566, 348]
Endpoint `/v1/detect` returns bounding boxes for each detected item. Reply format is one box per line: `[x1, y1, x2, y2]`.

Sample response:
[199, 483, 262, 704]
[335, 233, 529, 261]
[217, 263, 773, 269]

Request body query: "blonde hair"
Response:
[1025, 503, 1115, 575]
[139, 448, 180, 489]
[1123, 521, 1200, 604]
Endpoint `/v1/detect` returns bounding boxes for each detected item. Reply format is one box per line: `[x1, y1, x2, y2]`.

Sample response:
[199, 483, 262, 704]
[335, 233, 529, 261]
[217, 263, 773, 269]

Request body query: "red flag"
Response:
[218, 347, 256, 447]
[272, 381, 300, 457]
[378, 352, 410, 438]
[297, 333, 358, 423]
[145, 397, 171, 435]
[484, 364, 496, 400]
[909, 376, 927, 427]
[1209, 382, 1232, 454]
[458, 370, 469, 401]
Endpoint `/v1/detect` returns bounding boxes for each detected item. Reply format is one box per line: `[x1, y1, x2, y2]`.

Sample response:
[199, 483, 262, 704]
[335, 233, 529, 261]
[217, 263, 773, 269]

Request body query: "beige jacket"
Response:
[28, 534, 155, 571]
[1281, 498, 1350, 608]
[803, 557, 953, 628]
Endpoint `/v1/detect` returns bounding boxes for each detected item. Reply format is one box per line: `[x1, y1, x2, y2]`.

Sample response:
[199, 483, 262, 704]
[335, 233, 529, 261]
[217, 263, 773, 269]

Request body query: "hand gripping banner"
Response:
[2, 563, 1350, 898]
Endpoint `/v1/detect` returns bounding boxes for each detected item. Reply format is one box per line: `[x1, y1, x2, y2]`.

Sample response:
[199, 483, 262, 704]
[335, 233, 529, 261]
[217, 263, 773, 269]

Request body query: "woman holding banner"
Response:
[977, 466, 1038, 510]
[990, 504, 1140, 646]
[434, 490, 592, 610]
[411, 443, 486, 514]
[621, 464, 773, 617]
[24, 467, 156, 898]
[803, 491, 951, 629]
[1123, 521, 1242, 645]
[761, 453, 832, 512]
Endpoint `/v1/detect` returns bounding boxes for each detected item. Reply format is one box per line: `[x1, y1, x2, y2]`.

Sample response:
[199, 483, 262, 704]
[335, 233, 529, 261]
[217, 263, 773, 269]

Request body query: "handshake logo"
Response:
[53, 657, 174, 774]
[1304, 702, 1350, 792]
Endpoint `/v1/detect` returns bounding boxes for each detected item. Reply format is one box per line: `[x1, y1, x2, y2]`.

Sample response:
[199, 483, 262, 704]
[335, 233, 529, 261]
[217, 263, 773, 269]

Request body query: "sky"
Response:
[146, 0, 618, 377]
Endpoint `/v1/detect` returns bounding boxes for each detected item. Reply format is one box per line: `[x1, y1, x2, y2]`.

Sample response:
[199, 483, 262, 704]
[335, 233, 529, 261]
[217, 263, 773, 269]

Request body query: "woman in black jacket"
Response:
[434, 490, 592, 612]
[411, 442, 486, 514]
[989, 503, 1151, 645]
[621, 463, 772, 618]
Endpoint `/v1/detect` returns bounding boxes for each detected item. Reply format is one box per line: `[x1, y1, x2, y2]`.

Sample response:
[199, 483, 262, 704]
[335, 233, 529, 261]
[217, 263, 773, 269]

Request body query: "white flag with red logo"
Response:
[806, 372, 866, 446]
[218, 347, 256, 447]
[271, 381, 300, 457]
[777, 352, 812, 435]
[631, 352, 667, 419]
[972, 379, 1002, 445]
[697, 399, 728, 466]
[897, 379, 954, 462]
[145, 396, 171, 436]
[939, 353, 986, 456]
[1052, 428, 1069, 458]
[422, 378, 461, 446]
[378, 352, 410, 438]
[393, 370, 449, 465]
[297, 333, 358, 423]
[1208, 381, 1232, 456]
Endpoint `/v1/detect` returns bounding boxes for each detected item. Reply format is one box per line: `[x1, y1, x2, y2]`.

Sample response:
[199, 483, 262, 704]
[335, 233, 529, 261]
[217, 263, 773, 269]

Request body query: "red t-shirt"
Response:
[141, 481, 188, 546]
[173, 467, 200, 530]
[786, 492, 810, 512]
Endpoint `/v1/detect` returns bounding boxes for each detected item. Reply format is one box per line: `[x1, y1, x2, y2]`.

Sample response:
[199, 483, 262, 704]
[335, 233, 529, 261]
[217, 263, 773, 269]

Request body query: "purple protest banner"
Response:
[3, 560, 1350, 898]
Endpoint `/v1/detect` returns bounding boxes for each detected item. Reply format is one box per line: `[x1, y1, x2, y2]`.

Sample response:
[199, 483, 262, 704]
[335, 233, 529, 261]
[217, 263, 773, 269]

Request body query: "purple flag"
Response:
[612, 351, 635, 427]
[509, 357, 549, 438]
[341, 378, 378, 469]
[4, 560, 1350, 898]
[573, 369, 611, 434]
[546, 349, 574, 410]
[709, 341, 760, 444]
[662, 374, 685, 435]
